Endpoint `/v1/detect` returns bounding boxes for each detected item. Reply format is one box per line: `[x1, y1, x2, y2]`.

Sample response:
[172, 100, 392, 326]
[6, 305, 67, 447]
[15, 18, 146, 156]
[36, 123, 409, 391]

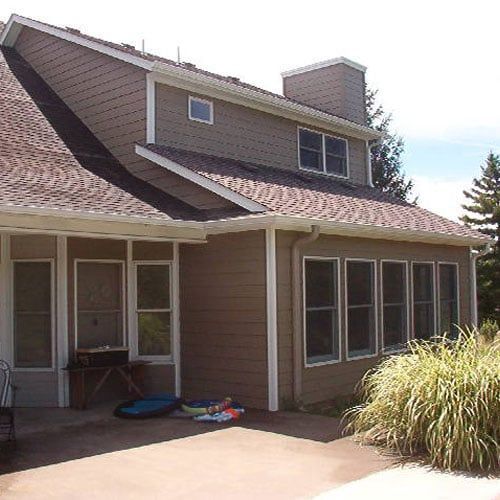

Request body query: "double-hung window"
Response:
[438, 263, 459, 336]
[304, 258, 340, 365]
[135, 263, 172, 359]
[298, 128, 348, 177]
[346, 259, 377, 358]
[412, 262, 435, 340]
[381, 261, 409, 351]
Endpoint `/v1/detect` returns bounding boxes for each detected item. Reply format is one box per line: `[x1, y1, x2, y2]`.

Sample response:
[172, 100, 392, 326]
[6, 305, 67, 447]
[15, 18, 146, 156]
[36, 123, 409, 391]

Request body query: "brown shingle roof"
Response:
[144, 144, 487, 241]
[0, 47, 208, 222]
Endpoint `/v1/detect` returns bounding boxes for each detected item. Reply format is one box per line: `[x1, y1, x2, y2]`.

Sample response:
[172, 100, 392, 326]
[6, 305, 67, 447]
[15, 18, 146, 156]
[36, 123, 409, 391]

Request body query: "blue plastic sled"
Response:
[114, 393, 183, 419]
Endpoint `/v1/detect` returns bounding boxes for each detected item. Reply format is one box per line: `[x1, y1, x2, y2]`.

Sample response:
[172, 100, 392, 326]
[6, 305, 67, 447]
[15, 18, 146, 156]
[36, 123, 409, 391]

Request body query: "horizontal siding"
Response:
[283, 64, 366, 125]
[14, 27, 146, 175]
[156, 83, 368, 185]
[180, 231, 268, 409]
[276, 230, 472, 407]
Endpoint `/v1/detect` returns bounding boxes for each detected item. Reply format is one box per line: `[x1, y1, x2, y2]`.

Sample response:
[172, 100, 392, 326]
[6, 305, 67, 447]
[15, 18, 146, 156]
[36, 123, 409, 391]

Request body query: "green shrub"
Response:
[345, 327, 499, 473]
[479, 319, 499, 343]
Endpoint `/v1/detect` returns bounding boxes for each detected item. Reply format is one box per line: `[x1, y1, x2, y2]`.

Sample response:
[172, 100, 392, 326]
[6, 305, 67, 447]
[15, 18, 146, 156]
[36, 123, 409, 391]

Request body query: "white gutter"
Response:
[469, 242, 493, 326]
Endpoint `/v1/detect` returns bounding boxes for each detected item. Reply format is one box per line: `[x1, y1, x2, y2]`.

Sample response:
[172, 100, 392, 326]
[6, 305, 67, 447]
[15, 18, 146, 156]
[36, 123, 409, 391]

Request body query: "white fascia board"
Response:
[0, 14, 381, 141]
[281, 57, 367, 77]
[135, 144, 266, 213]
[0, 14, 154, 70]
[203, 214, 491, 247]
[149, 68, 382, 141]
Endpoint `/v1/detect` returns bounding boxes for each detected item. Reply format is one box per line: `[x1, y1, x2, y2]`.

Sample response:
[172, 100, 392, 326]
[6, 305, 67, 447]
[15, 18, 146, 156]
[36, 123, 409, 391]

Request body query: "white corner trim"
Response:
[146, 73, 156, 143]
[0, 14, 155, 70]
[281, 57, 367, 77]
[135, 144, 266, 213]
[266, 228, 279, 411]
[172, 242, 181, 397]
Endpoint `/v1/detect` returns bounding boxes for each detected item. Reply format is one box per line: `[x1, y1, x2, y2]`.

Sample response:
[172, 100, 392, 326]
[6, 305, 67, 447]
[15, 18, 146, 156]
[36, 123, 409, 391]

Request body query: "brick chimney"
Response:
[281, 57, 367, 125]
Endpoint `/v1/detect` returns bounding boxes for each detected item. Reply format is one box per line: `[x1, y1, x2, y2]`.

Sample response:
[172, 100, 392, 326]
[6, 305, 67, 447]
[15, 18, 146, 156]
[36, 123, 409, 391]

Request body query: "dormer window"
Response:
[298, 128, 348, 178]
[188, 96, 213, 124]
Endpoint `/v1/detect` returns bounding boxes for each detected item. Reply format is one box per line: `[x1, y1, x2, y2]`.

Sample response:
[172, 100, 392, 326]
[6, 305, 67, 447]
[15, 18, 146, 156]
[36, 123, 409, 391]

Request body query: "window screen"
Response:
[346, 260, 376, 358]
[304, 259, 339, 364]
[382, 262, 408, 350]
[439, 264, 458, 336]
[412, 263, 435, 340]
[13, 261, 52, 368]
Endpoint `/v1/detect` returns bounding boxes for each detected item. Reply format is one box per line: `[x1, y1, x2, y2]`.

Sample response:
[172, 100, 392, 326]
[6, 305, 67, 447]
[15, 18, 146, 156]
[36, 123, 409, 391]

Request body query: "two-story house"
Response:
[0, 15, 490, 410]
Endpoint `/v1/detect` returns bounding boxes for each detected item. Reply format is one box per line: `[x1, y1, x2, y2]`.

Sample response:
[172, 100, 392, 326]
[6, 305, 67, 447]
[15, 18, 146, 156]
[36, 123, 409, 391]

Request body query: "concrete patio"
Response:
[0, 405, 393, 499]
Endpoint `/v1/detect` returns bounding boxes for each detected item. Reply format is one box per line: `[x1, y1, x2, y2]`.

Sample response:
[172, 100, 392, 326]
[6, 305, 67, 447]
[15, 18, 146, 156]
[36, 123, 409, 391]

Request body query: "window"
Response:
[76, 261, 124, 348]
[298, 128, 348, 177]
[439, 263, 459, 336]
[412, 262, 435, 340]
[188, 96, 213, 124]
[382, 261, 408, 351]
[346, 260, 376, 358]
[135, 263, 172, 358]
[304, 259, 340, 365]
[13, 261, 53, 368]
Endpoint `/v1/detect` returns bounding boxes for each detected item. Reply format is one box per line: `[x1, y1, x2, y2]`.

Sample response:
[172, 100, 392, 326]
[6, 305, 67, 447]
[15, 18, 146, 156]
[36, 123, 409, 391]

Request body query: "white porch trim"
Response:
[265, 228, 279, 411]
[56, 236, 69, 406]
[172, 242, 181, 397]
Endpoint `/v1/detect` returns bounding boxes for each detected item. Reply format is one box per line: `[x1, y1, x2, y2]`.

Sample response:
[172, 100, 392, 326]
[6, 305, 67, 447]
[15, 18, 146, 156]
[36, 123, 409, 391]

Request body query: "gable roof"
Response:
[0, 14, 382, 141]
[0, 47, 219, 223]
[137, 144, 489, 245]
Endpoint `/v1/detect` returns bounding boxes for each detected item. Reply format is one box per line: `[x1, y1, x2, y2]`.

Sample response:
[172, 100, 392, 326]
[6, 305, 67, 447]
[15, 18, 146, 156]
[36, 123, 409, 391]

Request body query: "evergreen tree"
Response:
[461, 152, 500, 322]
[366, 88, 414, 202]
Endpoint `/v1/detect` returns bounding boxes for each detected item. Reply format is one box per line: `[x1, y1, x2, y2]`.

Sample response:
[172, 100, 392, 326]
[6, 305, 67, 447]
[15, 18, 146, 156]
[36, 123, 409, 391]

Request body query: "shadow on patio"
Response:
[0, 403, 343, 475]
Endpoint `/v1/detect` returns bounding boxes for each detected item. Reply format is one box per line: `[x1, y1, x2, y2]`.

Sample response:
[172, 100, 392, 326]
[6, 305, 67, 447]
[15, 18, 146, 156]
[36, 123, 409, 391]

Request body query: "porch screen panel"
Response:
[439, 264, 458, 336]
[77, 262, 123, 348]
[412, 263, 435, 339]
[382, 262, 408, 350]
[136, 264, 171, 357]
[304, 259, 339, 364]
[13, 261, 52, 368]
[346, 260, 376, 358]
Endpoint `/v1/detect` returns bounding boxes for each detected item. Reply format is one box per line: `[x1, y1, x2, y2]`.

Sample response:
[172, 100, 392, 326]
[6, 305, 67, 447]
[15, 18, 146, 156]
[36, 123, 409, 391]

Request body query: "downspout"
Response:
[469, 242, 493, 326]
[291, 225, 320, 405]
[365, 139, 381, 187]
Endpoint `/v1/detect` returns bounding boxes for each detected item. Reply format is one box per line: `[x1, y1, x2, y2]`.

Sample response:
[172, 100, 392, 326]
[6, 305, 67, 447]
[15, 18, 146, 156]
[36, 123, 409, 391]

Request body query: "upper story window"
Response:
[298, 128, 348, 178]
[188, 96, 214, 124]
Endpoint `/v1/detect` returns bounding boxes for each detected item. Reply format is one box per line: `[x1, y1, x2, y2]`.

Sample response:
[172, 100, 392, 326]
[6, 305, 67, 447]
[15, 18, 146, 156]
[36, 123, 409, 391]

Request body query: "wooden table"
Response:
[64, 361, 151, 410]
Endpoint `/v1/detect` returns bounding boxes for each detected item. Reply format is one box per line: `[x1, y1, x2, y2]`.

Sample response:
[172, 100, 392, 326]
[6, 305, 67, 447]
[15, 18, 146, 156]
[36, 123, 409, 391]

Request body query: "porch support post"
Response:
[56, 235, 69, 407]
[172, 242, 181, 397]
[266, 228, 279, 411]
[126, 241, 136, 356]
[0, 234, 13, 364]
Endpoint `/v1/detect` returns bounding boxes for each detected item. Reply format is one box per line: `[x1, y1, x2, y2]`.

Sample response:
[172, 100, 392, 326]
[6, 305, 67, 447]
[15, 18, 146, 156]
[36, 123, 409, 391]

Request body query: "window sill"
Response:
[346, 351, 378, 361]
[305, 358, 341, 368]
[299, 166, 349, 181]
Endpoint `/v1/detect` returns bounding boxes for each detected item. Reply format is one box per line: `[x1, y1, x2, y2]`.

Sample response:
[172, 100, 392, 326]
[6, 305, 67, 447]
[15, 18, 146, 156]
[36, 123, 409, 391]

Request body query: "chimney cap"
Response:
[281, 57, 366, 78]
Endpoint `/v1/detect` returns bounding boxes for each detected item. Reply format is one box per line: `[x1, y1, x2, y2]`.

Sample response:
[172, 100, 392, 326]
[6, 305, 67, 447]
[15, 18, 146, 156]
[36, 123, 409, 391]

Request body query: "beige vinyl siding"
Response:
[276, 230, 471, 406]
[156, 83, 369, 185]
[180, 231, 268, 409]
[14, 27, 147, 175]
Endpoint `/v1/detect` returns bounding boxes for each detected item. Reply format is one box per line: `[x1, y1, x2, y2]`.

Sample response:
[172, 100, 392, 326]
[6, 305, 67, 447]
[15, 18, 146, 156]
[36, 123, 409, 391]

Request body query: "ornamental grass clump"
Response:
[345, 327, 499, 473]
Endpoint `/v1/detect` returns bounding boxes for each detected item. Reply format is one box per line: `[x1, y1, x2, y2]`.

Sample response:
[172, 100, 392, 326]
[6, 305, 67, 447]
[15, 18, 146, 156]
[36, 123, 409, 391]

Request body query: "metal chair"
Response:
[0, 360, 15, 441]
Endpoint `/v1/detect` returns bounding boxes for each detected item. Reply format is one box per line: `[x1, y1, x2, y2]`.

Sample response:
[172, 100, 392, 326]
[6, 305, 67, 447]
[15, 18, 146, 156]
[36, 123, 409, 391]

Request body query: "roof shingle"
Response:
[144, 144, 487, 241]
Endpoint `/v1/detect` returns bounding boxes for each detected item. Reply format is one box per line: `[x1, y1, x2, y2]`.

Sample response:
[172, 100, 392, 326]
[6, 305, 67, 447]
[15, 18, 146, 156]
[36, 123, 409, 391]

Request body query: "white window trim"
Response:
[345, 258, 378, 361]
[297, 127, 350, 180]
[437, 262, 460, 335]
[188, 95, 214, 125]
[11, 258, 56, 372]
[131, 260, 174, 363]
[74, 259, 127, 349]
[410, 261, 437, 340]
[380, 259, 410, 353]
[303, 256, 342, 368]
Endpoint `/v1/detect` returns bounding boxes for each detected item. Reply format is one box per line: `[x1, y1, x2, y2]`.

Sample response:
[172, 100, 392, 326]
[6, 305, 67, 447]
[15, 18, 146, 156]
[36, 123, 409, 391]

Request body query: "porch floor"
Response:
[0, 404, 393, 499]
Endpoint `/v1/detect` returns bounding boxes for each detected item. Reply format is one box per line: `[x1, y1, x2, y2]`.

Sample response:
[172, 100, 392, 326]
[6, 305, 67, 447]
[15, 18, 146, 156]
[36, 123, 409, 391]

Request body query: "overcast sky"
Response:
[2, 0, 498, 220]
